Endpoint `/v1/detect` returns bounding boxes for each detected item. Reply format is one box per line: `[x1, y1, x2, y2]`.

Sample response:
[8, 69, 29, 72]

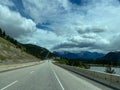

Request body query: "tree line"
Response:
[0, 28, 24, 50]
[0, 28, 19, 46]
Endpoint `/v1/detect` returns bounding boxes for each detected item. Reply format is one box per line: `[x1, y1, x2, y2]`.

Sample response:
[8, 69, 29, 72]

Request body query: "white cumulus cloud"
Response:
[0, 4, 36, 37]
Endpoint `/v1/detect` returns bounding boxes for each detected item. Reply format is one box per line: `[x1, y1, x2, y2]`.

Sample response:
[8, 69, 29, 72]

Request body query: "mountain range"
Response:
[54, 51, 120, 65]
[102, 51, 120, 60]
[53, 51, 105, 59]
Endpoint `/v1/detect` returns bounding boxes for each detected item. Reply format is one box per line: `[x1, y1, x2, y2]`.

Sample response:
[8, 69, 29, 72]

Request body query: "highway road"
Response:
[0, 60, 115, 90]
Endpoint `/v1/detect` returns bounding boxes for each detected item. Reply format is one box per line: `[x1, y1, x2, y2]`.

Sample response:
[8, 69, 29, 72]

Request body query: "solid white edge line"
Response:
[52, 68, 65, 90]
[0, 80, 18, 90]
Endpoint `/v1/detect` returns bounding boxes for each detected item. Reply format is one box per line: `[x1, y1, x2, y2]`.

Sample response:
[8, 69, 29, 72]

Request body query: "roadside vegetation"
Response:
[105, 65, 116, 74]
[55, 58, 90, 69]
[54, 57, 120, 74]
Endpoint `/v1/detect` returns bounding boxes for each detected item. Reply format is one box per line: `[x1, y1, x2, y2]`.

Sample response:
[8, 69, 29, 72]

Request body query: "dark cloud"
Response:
[52, 40, 103, 50]
[52, 43, 77, 50]
[77, 27, 105, 34]
[108, 34, 120, 51]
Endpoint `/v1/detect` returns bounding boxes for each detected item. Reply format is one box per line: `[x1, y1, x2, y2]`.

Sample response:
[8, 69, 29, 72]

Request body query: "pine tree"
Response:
[0, 28, 2, 36]
[105, 65, 116, 74]
[2, 31, 6, 37]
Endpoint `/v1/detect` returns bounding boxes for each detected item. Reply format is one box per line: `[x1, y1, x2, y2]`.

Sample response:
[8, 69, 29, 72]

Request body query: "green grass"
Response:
[0, 37, 15, 46]
[0, 55, 6, 60]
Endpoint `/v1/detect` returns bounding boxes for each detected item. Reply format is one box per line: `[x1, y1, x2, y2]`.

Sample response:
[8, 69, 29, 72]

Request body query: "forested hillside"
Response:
[0, 28, 55, 64]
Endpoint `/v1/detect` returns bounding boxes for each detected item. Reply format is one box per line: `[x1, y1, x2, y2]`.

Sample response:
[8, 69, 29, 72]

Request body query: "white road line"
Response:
[52, 68, 65, 90]
[0, 80, 18, 90]
[30, 71, 34, 74]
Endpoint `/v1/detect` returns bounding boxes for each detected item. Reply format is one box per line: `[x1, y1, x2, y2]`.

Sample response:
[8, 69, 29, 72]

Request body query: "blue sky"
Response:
[0, 0, 120, 53]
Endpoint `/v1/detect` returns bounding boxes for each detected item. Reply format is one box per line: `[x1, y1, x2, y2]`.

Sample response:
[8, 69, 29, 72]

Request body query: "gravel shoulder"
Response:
[0, 61, 44, 73]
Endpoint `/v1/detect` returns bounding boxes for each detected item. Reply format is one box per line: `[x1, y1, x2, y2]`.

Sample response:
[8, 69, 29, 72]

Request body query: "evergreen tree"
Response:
[2, 31, 6, 37]
[0, 28, 2, 36]
[105, 65, 116, 74]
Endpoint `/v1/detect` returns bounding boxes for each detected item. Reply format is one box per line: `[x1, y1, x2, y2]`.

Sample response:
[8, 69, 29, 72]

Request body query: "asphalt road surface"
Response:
[0, 60, 115, 90]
